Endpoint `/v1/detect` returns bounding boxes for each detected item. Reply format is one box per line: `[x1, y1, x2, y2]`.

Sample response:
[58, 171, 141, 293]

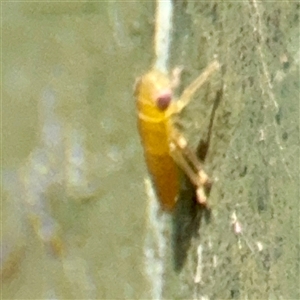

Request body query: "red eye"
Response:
[156, 90, 172, 111]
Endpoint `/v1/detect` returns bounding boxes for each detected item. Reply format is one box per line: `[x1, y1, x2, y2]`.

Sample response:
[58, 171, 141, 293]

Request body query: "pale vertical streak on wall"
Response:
[143, 1, 174, 299]
[154, 0, 173, 73]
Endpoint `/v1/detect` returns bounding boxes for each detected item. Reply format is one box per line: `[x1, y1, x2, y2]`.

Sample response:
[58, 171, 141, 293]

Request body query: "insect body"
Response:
[136, 61, 220, 211]
[136, 69, 179, 211]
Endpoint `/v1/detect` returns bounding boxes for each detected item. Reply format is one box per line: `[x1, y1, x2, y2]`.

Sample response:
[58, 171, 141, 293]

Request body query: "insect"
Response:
[135, 60, 220, 211]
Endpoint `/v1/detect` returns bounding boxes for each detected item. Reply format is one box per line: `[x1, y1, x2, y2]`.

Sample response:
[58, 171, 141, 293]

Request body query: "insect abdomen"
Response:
[138, 119, 179, 211]
[144, 152, 179, 211]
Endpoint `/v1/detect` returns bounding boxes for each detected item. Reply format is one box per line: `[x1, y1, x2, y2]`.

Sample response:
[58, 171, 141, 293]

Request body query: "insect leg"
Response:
[167, 60, 220, 116]
[169, 130, 212, 206]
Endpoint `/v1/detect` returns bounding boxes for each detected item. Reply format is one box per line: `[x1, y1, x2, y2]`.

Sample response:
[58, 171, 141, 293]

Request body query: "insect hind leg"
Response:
[169, 130, 212, 207]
